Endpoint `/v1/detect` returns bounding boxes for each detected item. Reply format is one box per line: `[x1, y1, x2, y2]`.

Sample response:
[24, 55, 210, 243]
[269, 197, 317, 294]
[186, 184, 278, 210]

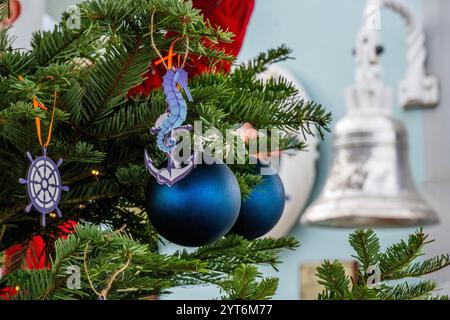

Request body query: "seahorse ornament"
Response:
[145, 67, 196, 187]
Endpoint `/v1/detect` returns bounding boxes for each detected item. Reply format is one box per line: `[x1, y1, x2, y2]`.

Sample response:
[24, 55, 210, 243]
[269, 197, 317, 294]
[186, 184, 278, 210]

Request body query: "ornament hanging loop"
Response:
[150, 9, 190, 71]
[33, 91, 58, 149]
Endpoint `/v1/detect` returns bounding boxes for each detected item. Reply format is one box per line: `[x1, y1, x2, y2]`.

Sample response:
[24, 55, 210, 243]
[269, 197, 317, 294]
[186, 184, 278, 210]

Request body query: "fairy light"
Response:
[91, 169, 100, 177]
[49, 212, 57, 219]
[15, 285, 20, 292]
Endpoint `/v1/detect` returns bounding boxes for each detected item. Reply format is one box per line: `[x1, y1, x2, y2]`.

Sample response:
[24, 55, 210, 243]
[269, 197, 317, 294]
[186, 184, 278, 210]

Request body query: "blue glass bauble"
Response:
[229, 161, 285, 240]
[146, 163, 241, 247]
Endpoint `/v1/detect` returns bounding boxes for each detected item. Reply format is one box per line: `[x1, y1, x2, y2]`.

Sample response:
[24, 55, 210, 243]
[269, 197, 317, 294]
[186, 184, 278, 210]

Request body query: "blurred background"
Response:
[5, 0, 450, 299]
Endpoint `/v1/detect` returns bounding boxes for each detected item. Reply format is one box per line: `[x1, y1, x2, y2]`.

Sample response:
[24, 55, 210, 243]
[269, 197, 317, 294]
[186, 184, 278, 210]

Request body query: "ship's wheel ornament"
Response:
[20, 148, 69, 226]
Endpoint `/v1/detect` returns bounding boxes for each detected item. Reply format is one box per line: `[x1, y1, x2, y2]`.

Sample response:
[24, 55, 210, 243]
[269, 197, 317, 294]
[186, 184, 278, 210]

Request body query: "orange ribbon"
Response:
[33, 92, 57, 148]
[154, 52, 177, 67]
[154, 37, 181, 69]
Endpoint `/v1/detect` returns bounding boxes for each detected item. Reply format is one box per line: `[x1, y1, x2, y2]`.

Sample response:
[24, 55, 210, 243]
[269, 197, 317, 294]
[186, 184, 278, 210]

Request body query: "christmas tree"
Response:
[0, 0, 330, 299]
[3, 0, 448, 301]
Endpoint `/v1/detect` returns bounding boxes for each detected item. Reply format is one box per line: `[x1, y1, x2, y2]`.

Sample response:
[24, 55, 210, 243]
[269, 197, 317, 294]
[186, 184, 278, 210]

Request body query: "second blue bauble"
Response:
[146, 162, 241, 247]
[229, 161, 286, 240]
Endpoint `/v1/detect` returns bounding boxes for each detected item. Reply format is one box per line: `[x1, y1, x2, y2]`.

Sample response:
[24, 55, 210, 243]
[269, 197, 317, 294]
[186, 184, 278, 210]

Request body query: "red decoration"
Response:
[127, 0, 255, 97]
[0, 221, 76, 300]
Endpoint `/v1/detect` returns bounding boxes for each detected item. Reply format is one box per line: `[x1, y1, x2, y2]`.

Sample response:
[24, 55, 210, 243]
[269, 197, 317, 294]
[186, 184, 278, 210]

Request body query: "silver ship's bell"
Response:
[301, 0, 439, 227]
[301, 103, 439, 227]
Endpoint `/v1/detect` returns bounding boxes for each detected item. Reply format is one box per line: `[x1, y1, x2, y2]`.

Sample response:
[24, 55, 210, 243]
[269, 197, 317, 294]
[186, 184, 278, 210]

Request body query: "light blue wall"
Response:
[46, 0, 80, 17]
[163, 0, 426, 300]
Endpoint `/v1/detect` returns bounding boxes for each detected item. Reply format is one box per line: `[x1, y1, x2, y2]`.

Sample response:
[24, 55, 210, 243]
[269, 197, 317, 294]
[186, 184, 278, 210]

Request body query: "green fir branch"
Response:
[316, 228, 450, 300]
[3, 224, 295, 300]
[349, 228, 380, 272]
[379, 228, 429, 281]
[316, 260, 351, 300]
[378, 281, 439, 300]
[220, 265, 278, 300]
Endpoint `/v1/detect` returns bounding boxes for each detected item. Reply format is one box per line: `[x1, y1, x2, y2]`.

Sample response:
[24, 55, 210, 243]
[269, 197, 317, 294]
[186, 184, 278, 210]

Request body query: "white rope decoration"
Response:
[353, 0, 439, 109]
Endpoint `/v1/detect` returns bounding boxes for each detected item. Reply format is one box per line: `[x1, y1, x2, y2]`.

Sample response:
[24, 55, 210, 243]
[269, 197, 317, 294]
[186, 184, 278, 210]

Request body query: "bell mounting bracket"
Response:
[351, 0, 439, 110]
